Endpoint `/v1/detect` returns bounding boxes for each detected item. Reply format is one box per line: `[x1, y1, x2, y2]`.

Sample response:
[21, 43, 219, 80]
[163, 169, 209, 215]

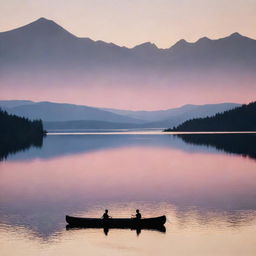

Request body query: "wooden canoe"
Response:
[66, 215, 166, 228]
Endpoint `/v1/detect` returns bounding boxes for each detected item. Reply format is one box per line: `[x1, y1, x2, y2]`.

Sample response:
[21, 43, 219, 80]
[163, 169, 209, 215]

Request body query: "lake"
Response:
[1, 131, 256, 256]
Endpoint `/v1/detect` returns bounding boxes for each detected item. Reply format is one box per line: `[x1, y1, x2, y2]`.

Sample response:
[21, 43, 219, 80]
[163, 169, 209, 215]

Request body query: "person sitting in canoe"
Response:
[102, 209, 111, 219]
[132, 209, 142, 219]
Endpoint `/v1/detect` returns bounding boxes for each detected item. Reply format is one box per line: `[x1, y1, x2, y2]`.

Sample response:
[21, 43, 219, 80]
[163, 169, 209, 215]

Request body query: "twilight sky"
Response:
[1, 0, 256, 48]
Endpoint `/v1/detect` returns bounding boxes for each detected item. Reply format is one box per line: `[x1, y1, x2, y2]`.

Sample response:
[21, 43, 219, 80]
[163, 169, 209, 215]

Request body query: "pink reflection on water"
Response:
[1, 146, 256, 209]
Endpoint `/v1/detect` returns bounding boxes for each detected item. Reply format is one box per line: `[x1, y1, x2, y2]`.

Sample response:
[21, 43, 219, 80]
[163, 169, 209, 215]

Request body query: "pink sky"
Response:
[1, 69, 255, 110]
[0, 83, 253, 110]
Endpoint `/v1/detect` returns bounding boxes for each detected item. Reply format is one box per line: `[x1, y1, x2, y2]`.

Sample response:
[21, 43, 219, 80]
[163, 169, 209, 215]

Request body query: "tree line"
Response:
[0, 109, 46, 160]
[165, 101, 256, 131]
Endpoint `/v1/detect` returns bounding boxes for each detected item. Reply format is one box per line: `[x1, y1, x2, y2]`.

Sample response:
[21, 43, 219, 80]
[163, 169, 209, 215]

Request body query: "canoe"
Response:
[66, 215, 166, 228]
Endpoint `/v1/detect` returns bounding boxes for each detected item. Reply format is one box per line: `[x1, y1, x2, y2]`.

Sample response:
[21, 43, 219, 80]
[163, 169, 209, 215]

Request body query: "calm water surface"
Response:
[1, 132, 256, 256]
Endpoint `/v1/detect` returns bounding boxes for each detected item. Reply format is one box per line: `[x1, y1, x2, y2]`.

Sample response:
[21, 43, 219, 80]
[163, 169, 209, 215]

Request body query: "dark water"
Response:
[1, 132, 256, 255]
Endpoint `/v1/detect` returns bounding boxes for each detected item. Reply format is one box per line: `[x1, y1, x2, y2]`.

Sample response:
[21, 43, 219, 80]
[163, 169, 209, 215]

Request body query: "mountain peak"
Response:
[33, 17, 60, 26]
[2, 17, 77, 39]
[28, 17, 66, 31]
[35, 17, 51, 23]
[170, 39, 190, 50]
[133, 42, 158, 50]
[229, 32, 243, 38]
[196, 36, 210, 43]
[177, 39, 188, 44]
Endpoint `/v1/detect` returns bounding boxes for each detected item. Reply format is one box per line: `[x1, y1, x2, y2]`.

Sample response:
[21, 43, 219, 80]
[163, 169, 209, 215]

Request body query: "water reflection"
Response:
[3, 133, 256, 162]
[1, 143, 256, 237]
[66, 225, 166, 236]
[176, 133, 256, 160]
[0, 135, 43, 160]
[1, 203, 256, 256]
[1, 133, 256, 255]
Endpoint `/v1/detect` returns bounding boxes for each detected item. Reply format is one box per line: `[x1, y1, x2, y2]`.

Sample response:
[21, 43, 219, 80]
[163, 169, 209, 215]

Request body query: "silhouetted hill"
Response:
[0, 109, 45, 160]
[0, 100, 239, 128]
[165, 101, 256, 131]
[0, 100, 34, 108]
[1, 101, 143, 123]
[105, 103, 240, 124]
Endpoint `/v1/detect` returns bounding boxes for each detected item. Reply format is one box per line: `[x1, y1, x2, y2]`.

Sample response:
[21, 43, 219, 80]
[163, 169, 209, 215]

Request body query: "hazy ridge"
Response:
[0, 100, 240, 129]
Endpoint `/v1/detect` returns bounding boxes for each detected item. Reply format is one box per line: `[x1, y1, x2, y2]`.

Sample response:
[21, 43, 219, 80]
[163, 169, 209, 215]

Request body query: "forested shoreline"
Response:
[165, 102, 256, 131]
[0, 109, 46, 160]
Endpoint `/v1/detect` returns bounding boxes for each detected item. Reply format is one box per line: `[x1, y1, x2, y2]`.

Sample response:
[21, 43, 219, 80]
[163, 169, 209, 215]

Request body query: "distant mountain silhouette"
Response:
[167, 32, 256, 68]
[166, 101, 256, 131]
[104, 103, 240, 123]
[2, 18, 254, 66]
[0, 101, 143, 123]
[0, 17, 132, 69]
[0, 100, 34, 108]
[1, 18, 256, 106]
[0, 100, 239, 129]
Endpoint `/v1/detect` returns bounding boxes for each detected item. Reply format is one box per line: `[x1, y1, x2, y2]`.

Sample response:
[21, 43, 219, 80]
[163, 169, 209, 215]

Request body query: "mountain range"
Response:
[1, 18, 255, 68]
[0, 18, 255, 108]
[0, 100, 240, 129]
